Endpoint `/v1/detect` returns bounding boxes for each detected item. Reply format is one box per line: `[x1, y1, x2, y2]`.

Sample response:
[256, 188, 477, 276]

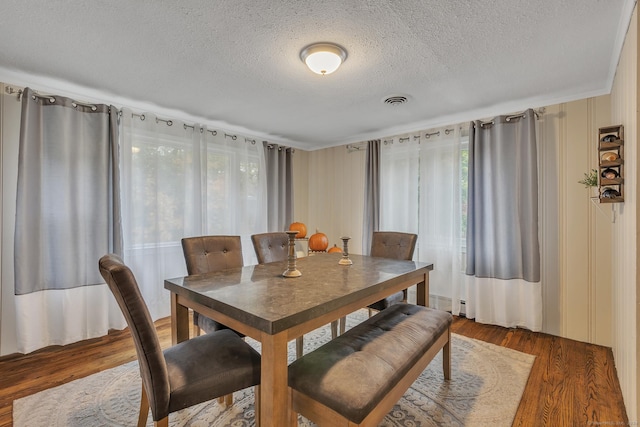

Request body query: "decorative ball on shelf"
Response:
[601, 134, 618, 142]
[600, 152, 619, 162]
[602, 187, 621, 198]
[327, 244, 342, 254]
[601, 168, 619, 179]
[288, 221, 307, 238]
[309, 230, 329, 252]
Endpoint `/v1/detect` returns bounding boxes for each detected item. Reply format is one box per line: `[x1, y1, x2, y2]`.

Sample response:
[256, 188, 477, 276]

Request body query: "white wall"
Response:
[610, 5, 638, 423]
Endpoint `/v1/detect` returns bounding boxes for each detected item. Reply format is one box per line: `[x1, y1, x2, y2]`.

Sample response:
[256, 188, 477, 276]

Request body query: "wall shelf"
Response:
[597, 125, 624, 203]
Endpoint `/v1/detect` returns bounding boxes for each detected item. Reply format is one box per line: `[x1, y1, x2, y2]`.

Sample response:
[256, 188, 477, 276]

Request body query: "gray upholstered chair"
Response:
[181, 235, 244, 336]
[98, 254, 261, 427]
[250, 232, 339, 358]
[367, 231, 418, 312]
[336, 231, 418, 335]
[250, 232, 289, 264]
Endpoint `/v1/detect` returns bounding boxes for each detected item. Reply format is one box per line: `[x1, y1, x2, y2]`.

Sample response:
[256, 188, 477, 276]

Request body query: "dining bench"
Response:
[287, 303, 452, 426]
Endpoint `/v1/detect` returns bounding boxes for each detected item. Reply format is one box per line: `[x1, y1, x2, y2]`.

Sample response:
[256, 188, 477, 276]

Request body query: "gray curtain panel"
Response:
[14, 88, 122, 295]
[362, 140, 380, 255]
[263, 142, 293, 231]
[465, 109, 540, 282]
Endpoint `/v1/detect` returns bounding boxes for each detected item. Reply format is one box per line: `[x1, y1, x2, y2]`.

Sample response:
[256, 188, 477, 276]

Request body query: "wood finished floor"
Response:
[0, 315, 629, 426]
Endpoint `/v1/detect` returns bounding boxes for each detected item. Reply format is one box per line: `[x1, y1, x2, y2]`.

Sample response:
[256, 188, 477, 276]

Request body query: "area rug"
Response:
[13, 310, 535, 426]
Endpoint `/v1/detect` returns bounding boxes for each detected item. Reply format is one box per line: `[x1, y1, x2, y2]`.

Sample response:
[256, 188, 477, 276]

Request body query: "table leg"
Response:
[416, 271, 430, 307]
[170, 293, 190, 345]
[260, 331, 291, 426]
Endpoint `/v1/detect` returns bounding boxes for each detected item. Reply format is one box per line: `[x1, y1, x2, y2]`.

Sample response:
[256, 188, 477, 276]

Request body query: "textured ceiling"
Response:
[0, 1, 635, 150]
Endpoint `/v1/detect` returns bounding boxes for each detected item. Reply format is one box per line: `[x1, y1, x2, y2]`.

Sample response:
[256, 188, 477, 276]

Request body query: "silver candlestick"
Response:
[338, 236, 353, 265]
[283, 230, 302, 277]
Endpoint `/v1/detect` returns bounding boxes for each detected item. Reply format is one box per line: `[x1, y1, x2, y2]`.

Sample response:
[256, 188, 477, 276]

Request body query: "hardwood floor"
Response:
[0, 315, 629, 426]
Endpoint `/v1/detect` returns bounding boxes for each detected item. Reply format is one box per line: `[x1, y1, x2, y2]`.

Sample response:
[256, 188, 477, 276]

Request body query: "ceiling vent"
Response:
[383, 95, 408, 106]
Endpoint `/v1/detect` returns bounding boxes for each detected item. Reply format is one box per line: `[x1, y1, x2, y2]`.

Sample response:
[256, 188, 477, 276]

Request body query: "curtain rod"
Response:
[478, 107, 545, 128]
[4, 84, 279, 146]
[265, 143, 295, 152]
[5, 85, 99, 111]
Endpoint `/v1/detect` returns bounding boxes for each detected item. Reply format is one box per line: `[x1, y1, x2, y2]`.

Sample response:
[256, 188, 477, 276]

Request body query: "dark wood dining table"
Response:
[164, 253, 433, 427]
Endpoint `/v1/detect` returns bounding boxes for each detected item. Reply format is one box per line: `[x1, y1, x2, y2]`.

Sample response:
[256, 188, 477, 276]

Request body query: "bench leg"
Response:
[443, 328, 451, 380]
[296, 336, 304, 359]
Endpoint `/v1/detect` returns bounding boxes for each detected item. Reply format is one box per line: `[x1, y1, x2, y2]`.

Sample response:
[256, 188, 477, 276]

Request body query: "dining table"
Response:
[164, 252, 433, 427]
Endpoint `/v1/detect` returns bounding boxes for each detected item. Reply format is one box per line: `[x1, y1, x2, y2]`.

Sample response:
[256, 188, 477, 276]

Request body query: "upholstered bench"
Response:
[288, 303, 452, 426]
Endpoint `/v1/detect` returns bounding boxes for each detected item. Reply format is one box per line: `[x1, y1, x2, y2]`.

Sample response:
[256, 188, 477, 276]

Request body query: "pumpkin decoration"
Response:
[309, 230, 329, 252]
[327, 244, 342, 254]
[289, 221, 307, 238]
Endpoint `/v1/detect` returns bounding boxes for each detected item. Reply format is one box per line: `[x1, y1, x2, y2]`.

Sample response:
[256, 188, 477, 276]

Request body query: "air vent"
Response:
[383, 95, 408, 106]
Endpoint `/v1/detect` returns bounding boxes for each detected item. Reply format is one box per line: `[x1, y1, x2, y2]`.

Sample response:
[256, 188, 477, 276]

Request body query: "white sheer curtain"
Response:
[205, 131, 267, 265]
[379, 134, 420, 235]
[120, 110, 267, 319]
[417, 127, 466, 313]
[379, 128, 466, 313]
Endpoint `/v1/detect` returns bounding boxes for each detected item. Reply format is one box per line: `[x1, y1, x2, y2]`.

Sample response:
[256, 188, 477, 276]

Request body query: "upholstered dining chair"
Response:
[368, 231, 418, 312]
[250, 232, 289, 264]
[181, 235, 244, 336]
[250, 232, 339, 358]
[98, 254, 261, 427]
[335, 231, 418, 335]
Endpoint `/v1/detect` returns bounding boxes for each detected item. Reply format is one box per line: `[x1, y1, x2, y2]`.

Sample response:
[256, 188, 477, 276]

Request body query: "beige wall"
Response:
[293, 145, 367, 256]
[545, 97, 614, 345]
[610, 5, 638, 423]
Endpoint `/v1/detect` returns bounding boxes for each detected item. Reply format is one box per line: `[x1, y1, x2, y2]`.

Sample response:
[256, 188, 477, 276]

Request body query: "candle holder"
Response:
[283, 230, 302, 277]
[338, 236, 353, 265]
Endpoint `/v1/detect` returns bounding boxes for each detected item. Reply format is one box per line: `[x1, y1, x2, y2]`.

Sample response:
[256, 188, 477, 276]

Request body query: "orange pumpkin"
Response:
[327, 244, 342, 254]
[288, 221, 307, 238]
[309, 230, 329, 251]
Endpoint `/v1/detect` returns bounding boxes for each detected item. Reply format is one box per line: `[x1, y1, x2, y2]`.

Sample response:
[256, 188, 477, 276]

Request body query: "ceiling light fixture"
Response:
[300, 43, 347, 76]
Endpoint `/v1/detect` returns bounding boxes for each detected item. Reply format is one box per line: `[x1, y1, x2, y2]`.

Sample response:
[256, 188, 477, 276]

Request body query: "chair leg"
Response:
[330, 320, 338, 339]
[443, 329, 451, 380]
[368, 308, 374, 317]
[217, 394, 233, 406]
[339, 316, 346, 335]
[138, 384, 150, 427]
[154, 418, 169, 427]
[254, 385, 261, 427]
[296, 336, 304, 359]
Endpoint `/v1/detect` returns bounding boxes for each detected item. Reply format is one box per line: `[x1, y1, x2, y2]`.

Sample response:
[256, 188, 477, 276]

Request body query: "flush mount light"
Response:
[300, 43, 347, 75]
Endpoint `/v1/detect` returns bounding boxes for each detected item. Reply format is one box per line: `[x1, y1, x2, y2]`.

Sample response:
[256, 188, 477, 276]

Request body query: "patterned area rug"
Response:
[13, 310, 534, 426]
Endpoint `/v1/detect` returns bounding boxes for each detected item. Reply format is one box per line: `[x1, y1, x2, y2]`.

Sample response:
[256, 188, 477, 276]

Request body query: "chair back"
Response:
[181, 235, 244, 275]
[251, 232, 289, 264]
[370, 231, 417, 260]
[98, 254, 170, 419]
